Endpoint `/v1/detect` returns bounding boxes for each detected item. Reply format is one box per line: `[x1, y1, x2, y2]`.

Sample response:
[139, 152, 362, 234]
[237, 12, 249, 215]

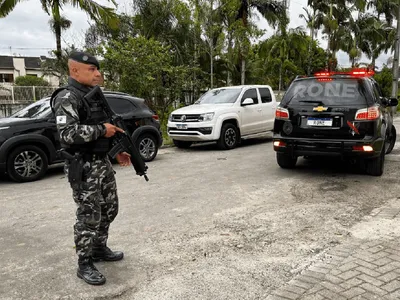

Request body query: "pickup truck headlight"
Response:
[168, 114, 172, 121]
[199, 113, 214, 122]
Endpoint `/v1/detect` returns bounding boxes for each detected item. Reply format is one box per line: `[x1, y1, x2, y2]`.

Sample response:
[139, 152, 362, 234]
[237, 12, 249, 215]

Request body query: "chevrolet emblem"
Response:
[313, 106, 328, 112]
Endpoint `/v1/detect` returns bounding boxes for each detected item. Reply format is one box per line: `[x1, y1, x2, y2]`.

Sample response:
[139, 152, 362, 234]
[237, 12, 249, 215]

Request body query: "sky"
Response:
[0, 0, 393, 69]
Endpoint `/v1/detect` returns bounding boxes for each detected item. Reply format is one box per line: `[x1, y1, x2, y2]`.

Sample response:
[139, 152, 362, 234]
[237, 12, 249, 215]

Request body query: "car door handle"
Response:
[257, 108, 262, 112]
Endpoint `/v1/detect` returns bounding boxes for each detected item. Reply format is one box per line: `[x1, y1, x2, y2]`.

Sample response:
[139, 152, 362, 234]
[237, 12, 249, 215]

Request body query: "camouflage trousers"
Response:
[65, 156, 119, 259]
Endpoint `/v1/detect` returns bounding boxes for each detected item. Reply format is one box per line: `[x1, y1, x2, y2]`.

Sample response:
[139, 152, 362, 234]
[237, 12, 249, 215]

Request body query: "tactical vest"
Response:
[50, 86, 111, 155]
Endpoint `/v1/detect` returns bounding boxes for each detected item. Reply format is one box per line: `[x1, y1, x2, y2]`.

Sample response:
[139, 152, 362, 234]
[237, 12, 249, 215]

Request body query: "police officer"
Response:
[51, 51, 131, 285]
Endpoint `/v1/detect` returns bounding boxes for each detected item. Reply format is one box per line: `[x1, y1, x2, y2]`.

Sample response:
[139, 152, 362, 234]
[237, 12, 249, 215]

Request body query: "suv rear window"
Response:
[282, 78, 368, 106]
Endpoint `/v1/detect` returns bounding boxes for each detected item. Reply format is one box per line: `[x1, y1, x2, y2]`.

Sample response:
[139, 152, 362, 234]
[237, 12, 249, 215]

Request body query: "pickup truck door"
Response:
[258, 87, 276, 131]
[239, 88, 263, 135]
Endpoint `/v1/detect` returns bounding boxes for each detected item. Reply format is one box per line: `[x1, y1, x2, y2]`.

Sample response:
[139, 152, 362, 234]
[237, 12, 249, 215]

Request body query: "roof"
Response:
[0, 56, 14, 69]
[24, 57, 43, 70]
[0, 56, 54, 70]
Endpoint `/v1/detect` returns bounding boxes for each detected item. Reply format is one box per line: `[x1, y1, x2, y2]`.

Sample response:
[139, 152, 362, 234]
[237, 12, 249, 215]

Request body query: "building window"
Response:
[27, 74, 38, 77]
[0, 74, 14, 83]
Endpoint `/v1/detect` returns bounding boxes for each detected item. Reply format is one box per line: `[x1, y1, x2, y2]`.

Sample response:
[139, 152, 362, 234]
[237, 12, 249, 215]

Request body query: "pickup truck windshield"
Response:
[195, 88, 242, 104]
[11, 98, 51, 119]
[283, 78, 368, 106]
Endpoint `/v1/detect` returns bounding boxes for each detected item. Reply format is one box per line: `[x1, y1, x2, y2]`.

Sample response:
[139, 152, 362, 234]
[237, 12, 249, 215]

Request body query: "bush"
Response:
[14, 76, 49, 87]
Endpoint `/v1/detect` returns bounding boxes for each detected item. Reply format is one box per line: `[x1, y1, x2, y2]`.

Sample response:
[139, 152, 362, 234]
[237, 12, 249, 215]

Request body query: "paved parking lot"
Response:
[2, 119, 400, 299]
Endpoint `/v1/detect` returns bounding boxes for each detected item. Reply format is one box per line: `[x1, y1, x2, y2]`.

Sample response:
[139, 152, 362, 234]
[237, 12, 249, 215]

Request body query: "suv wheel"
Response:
[7, 145, 48, 182]
[277, 153, 297, 169]
[365, 146, 385, 176]
[385, 125, 396, 154]
[217, 123, 239, 150]
[137, 134, 158, 162]
[173, 140, 192, 149]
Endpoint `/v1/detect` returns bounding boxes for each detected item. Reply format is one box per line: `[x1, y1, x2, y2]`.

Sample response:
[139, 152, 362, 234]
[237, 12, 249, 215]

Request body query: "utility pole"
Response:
[391, 4, 400, 100]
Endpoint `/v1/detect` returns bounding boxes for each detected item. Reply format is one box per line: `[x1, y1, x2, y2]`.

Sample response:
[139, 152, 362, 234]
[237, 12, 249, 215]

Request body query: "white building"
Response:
[0, 55, 59, 86]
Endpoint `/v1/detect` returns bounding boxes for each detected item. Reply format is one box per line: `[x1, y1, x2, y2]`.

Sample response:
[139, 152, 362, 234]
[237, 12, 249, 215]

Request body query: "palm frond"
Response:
[0, 0, 24, 17]
[49, 15, 72, 33]
[68, 0, 118, 28]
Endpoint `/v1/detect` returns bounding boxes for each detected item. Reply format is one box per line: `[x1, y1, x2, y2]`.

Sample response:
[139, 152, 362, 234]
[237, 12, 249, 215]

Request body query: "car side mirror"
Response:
[380, 97, 388, 106]
[389, 97, 399, 107]
[242, 98, 254, 106]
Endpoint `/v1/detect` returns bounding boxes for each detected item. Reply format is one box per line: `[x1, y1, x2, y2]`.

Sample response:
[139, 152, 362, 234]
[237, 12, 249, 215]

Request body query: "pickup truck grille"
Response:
[171, 114, 201, 122]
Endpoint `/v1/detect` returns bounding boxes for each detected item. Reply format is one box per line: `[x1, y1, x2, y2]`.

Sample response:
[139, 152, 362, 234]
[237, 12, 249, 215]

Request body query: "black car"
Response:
[0, 91, 163, 182]
[273, 69, 398, 176]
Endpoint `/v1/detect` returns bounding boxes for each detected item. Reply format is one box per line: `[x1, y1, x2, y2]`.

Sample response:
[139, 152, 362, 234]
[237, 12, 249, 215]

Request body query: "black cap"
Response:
[69, 51, 100, 69]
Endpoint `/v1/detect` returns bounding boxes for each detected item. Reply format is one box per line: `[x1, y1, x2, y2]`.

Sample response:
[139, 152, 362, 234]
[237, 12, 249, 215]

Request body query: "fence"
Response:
[0, 84, 58, 118]
[0, 84, 58, 104]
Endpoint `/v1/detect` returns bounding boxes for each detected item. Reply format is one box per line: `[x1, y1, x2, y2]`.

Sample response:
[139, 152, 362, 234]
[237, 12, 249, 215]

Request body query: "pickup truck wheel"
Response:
[276, 153, 297, 169]
[365, 146, 385, 176]
[173, 140, 192, 149]
[137, 133, 158, 162]
[217, 124, 239, 150]
[385, 125, 396, 154]
[7, 145, 48, 182]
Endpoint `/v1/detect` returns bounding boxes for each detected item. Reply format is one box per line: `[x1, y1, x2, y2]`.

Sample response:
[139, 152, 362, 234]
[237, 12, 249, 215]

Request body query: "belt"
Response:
[82, 153, 108, 161]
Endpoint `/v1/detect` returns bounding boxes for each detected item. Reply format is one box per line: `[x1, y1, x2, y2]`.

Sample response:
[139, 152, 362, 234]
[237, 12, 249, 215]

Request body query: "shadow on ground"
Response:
[176, 137, 273, 152]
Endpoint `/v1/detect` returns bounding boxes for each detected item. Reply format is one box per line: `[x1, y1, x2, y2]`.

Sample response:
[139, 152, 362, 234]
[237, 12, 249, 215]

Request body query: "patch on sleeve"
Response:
[56, 116, 67, 124]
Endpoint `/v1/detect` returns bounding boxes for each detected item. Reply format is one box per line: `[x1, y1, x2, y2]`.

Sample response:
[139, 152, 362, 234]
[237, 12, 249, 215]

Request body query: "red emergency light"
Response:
[314, 68, 374, 78]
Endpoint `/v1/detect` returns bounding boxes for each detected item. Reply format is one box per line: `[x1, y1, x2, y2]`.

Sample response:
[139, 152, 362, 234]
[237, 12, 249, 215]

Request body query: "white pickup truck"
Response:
[167, 85, 277, 150]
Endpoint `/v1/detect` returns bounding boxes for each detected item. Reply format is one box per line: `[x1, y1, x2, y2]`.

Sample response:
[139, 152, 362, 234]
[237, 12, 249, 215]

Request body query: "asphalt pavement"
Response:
[2, 118, 400, 299]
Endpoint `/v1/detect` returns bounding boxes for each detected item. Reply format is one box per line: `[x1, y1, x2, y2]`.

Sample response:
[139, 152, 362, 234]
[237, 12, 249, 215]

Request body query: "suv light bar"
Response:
[314, 68, 374, 77]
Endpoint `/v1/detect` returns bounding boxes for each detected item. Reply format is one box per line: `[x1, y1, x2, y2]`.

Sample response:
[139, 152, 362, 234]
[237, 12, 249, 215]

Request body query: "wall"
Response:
[12, 58, 25, 78]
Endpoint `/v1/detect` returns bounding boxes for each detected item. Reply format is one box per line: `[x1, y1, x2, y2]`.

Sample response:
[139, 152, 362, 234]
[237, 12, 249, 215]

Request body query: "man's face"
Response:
[70, 61, 102, 87]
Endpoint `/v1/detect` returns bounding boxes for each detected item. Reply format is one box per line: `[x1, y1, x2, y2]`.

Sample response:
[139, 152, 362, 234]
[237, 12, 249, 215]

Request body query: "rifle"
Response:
[84, 86, 149, 182]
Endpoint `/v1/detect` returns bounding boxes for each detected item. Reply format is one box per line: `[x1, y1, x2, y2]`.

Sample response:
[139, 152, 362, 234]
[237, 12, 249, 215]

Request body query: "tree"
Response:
[373, 65, 393, 97]
[254, 34, 326, 90]
[101, 36, 193, 132]
[0, 0, 118, 61]
[235, 0, 287, 84]
[85, 14, 136, 51]
[267, 27, 308, 90]
[367, 0, 398, 25]
[299, 6, 324, 75]
[41, 45, 80, 86]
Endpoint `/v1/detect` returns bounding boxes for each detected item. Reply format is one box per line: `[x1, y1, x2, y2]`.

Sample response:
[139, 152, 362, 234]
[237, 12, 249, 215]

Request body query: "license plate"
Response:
[176, 124, 187, 130]
[307, 117, 333, 126]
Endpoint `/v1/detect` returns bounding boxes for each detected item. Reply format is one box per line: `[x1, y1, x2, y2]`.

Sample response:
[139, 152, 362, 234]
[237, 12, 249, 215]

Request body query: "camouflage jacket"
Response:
[52, 77, 106, 145]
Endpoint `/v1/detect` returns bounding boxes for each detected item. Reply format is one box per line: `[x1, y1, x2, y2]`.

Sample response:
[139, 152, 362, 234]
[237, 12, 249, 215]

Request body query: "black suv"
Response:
[273, 69, 398, 176]
[0, 91, 163, 182]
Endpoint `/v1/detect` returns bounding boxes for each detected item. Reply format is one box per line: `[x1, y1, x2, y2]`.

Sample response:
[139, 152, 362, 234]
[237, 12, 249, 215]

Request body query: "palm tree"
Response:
[133, 0, 194, 65]
[0, 0, 118, 61]
[299, 7, 324, 75]
[236, 0, 286, 84]
[267, 27, 308, 90]
[367, 0, 398, 25]
[308, 0, 365, 70]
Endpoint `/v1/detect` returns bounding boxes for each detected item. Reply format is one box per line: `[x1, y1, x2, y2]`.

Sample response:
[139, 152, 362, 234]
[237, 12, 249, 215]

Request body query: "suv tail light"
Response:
[355, 107, 380, 120]
[276, 107, 289, 120]
[152, 114, 160, 122]
[274, 140, 286, 147]
[352, 145, 374, 152]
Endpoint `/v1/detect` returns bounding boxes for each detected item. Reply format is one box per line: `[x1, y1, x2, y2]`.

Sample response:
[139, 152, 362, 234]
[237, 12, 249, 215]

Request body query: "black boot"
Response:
[92, 246, 124, 262]
[77, 257, 106, 285]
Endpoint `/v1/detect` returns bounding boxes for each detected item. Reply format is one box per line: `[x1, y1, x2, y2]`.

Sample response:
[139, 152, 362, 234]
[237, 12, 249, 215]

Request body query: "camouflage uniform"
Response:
[52, 78, 119, 260]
